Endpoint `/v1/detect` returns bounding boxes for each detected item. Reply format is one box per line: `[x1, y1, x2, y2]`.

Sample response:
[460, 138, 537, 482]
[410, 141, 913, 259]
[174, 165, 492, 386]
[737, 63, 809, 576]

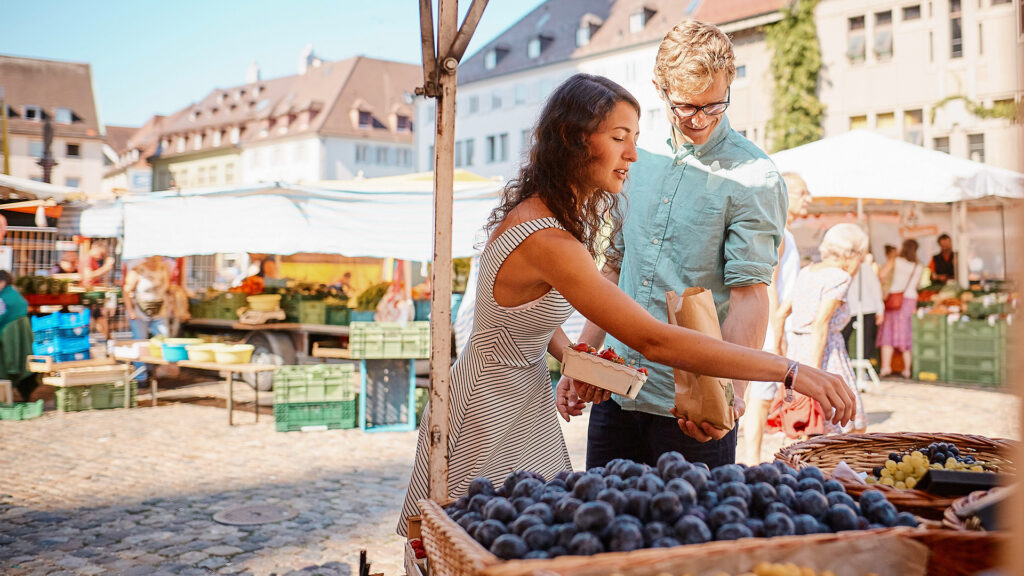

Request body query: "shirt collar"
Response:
[667, 114, 731, 157]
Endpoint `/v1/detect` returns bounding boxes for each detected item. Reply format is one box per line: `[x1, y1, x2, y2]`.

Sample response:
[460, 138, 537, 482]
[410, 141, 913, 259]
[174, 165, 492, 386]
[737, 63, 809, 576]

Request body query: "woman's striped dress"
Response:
[397, 218, 575, 535]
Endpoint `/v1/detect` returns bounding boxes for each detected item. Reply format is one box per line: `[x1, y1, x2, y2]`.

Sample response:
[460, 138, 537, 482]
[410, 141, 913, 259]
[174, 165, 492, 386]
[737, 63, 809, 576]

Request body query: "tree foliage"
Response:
[766, 0, 825, 153]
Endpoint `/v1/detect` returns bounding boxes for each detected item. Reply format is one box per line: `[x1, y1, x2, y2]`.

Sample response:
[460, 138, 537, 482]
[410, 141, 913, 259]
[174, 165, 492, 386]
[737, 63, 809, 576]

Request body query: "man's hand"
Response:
[875, 311, 885, 326]
[555, 376, 587, 422]
[574, 379, 611, 405]
[670, 406, 733, 442]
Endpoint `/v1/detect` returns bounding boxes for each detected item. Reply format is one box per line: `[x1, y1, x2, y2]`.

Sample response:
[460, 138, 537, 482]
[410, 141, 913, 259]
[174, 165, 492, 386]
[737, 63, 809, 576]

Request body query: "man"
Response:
[557, 20, 788, 469]
[929, 233, 956, 284]
[743, 173, 810, 464]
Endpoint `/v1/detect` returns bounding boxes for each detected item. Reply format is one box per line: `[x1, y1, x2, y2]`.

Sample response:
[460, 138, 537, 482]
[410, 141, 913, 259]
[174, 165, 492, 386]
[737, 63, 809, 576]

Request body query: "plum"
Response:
[545, 478, 567, 492]
[682, 468, 709, 493]
[522, 524, 556, 551]
[641, 521, 672, 545]
[548, 545, 568, 557]
[588, 466, 606, 477]
[554, 497, 583, 524]
[597, 488, 628, 515]
[512, 497, 536, 513]
[865, 501, 898, 527]
[450, 495, 470, 512]
[565, 471, 585, 490]
[457, 511, 482, 531]
[523, 502, 555, 525]
[663, 460, 693, 481]
[665, 478, 698, 506]
[490, 533, 529, 559]
[624, 489, 652, 522]
[657, 451, 686, 476]
[653, 536, 682, 547]
[523, 550, 550, 559]
[826, 491, 857, 511]
[699, 489, 720, 510]
[573, 501, 615, 532]
[619, 461, 644, 479]
[473, 519, 509, 548]
[615, 513, 643, 527]
[793, 514, 822, 535]
[603, 474, 625, 492]
[650, 491, 684, 523]
[608, 522, 644, 552]
[637, 474, 666, 493]
[568, 531, 605, 555]
[540, 492, 565, 508]
[776, 484, 796, 508]
[510, 514, 545, 536]
[750, 482, 778, 514]
[894, 512, 919, 527]
[858, 489, 887, 509]
[605, 458, 626, 476]
[720, 496, 749, 516]
[773, 460, 799, 477]
[469, 477, 496, 498]
[716, 522, 754, 540]
[795, 490, 829, 519]
[827, 504, 859, 532]
[708, 504, 745, 531]
[744, 518, 765, 537]
[512, 478, 544, 501]
[798, 466, 826, 484]
[746, 463, 782, 486]
[483, 497, 517, 523]
[763, 512, 796, 537]
[823, 479, 846, 494]
[693, 461, 710, 472]
[777, 474, 799, 491]
[674, 515, 713, 545]
[712, 464, 745, 485]
[469, 493, 493, 514]
[572, 474, 606, 502]
[720, 481, 752, 504]
[684, 505, 708, 522]
[554, 470, 572, 483]
[554, 523, 576, 547]
[449, 509, 466, 522]
[797, 477, 824, 494]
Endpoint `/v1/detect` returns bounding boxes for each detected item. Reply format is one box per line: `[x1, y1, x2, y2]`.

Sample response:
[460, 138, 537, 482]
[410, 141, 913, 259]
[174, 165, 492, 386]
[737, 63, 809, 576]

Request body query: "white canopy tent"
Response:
[0, 173, 83, 203]
[115, 172, 503, 261]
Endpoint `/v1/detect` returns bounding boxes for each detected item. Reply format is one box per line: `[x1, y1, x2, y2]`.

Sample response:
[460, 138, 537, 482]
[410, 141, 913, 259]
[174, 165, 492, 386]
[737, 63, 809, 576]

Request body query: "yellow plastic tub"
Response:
[246, 294, 282, 312]
[148, 338, 165, 358]
[185, 343, 227, 362]
[214, 344, 255, 364]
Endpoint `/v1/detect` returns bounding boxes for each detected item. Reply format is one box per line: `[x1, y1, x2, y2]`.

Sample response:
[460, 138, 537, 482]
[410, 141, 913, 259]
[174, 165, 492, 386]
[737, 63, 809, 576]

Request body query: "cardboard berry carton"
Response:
[560, 343, 648, 399]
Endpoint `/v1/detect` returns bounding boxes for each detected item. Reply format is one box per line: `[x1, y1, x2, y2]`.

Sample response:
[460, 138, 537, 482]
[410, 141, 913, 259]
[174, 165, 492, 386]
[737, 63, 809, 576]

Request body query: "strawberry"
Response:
[637, 367, 649, 375]
[599, 347, 618, 361]
[572, 342, 590, 352]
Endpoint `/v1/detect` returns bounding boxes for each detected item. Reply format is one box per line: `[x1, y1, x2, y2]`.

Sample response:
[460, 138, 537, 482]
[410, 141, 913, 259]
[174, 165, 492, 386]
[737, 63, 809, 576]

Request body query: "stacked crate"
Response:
[56, 381, 138, 412]
[349, 322, 430, 359]
[911, 314, 947, 381]
[946, 318, 1005, 386]
[273, 364, 358, 431]
[30, 309, 92, 363]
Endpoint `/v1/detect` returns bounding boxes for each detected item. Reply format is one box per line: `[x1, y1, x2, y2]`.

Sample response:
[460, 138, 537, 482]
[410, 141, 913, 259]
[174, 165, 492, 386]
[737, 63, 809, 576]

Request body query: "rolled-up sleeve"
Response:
[723, 170, 787, 287]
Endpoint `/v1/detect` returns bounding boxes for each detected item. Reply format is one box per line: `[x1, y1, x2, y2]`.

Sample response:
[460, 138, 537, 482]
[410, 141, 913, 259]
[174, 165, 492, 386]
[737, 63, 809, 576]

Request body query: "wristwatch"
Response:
[783, 361, 798, 403]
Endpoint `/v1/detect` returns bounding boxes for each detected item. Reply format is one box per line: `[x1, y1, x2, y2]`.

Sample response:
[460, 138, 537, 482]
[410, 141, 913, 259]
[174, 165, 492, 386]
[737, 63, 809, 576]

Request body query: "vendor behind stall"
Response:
[0, 271, 35, 400]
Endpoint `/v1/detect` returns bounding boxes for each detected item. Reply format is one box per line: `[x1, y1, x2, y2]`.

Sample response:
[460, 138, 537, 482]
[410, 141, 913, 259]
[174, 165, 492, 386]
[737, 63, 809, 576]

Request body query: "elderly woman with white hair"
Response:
[768, 223, 869, 437]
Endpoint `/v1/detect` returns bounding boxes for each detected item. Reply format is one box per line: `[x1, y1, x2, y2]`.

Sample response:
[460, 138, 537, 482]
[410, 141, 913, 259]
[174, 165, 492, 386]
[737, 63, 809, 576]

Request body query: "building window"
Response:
[968, 134, 985, 162]
[903, 5, 921, 20]
[499, 133, 508, 162]
[197, 166, 207, 187]
[486, 133, 508, 163]
[427, 145, 435, 168]
[194, 134, 203, 150]
[468, 96, 479, 114]
[454, 140, 464, 168]
[66, 143, 80, 157]
[355, 144, 369, 164]
[225, 163, 235, 184]
[904, 109, 924, 145]
[24, 105, 41, 122]
[514, 84, 527, 105]
[735, 65, 747, 80]
[376, 146, 389, 165]
[629, 7, 655, 33]
[64, 177, 80, 188]
[491, 90, 503, 111]
[950, 0, 963, 58]
[213, 130, 222, 147]
[358, 110, 372, 129]
[528, 38, 542, 59]
[55, 107, 72, 124]
[484, 47, 508, 70]
[849, 115, 868, 130]
[465, 139, 475, 167]
[29, 175, 44, 182]
[521, 129, 532, 153]
[177, 137, 186, 153]
[848, 16, 866, 61]
[877, 112, 896, 130]
[934, 136, 950, 154]
[230, 127, 241, 144]
[875, 11, 894, 57]
[978, 22, 983, 55]
[396, 115, 411, 133]
[29, 141, 43, 158]
[576, 24, 592, 46]
[991, 0, 1010, 4]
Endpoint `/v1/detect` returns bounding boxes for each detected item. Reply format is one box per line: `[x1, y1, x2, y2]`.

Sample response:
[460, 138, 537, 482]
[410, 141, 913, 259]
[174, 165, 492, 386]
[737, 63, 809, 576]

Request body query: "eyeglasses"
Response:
[661, 87, 730, 120]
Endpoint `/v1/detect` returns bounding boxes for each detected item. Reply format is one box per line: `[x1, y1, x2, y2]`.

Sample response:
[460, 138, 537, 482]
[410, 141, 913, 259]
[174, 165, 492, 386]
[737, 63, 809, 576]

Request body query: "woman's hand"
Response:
[670, 396, 746, 443]
[793, 363, 856, 426]
[554, 376, 587, 422]
[574, 379, 611, 405]
[875, 311, 885, 325]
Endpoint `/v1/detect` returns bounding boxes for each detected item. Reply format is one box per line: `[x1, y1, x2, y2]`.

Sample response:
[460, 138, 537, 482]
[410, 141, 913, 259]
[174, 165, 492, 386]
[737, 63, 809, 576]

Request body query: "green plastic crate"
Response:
[325, 305, 350, 326]
[298, 300, 326, 325]
[912, 315, 947, 346]
[349, 321, 430, 359]
[948, 364, 1003, 386]
[56, 381, 138, 412]
[913, 357, 946, 381]
[274, 400, 358, 432]
[948, 319, 1004, 339]
[273, 365, 357, 403]
[914, 341, 945, 361]
[0, 399, 44, 421]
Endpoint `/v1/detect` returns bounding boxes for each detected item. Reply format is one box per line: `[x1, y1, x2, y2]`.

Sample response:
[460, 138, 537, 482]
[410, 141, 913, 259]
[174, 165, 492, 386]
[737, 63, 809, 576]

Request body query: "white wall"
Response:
[5, 135, 104, 196]
[322, 137, 415, 180]
[241, 137, 321, 184]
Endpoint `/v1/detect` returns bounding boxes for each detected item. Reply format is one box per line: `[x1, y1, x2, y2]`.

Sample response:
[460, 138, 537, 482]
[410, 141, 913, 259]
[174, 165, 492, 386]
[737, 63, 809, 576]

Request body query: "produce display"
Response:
[866, 442, 987, 488]
[569, 343, 649, 375]
[15, 275, 72, 295]
[444, 454, 918, 560]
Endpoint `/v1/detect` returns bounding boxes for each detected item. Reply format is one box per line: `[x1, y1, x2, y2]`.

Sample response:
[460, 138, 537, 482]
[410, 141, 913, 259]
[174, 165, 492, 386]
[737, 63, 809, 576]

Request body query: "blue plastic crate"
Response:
[58, 325, 89, 338]
[58, 309, 90, 329]
[31, 313, 61, 332]
[32, 335, 90, 356]
[54, 350, 91, 363]
[32, 328, 58, 343]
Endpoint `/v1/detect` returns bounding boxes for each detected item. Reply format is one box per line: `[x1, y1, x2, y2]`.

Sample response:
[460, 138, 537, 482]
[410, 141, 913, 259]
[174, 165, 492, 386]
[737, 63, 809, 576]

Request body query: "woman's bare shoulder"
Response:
[488, 198, 557, 242]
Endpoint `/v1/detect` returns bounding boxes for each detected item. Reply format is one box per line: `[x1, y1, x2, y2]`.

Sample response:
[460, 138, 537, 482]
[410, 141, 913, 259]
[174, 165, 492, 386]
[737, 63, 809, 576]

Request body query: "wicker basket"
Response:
[419, 499, 928, 576]
[775, 432, 1015, 519]
[942, 487, 1009, 531]
[905, 529, 1009, 576]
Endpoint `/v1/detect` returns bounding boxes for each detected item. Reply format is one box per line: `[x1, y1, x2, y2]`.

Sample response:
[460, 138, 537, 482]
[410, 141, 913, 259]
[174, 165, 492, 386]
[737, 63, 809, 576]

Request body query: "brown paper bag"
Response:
[666, 288, 735, 431]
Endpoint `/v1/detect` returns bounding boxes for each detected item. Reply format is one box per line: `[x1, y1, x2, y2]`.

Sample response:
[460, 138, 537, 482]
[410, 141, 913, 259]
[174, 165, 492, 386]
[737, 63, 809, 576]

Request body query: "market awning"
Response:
[118, 174, 505, 260]
[56, 200, 123, 237]
[0, 173, 83, 203]
[771, 130, 1024, 203]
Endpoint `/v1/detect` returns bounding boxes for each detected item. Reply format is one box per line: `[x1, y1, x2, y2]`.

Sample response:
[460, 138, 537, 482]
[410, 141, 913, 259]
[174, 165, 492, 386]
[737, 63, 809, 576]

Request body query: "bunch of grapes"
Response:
[445, 453, 916, 560]
[866, 442, 985, 488]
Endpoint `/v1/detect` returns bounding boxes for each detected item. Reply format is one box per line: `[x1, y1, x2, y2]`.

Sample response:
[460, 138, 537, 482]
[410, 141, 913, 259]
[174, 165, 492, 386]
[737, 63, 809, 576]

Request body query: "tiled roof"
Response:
[105, 115, 168, 176]
[104, 125, 137, 153]
[0, 55, 103, 140]
[153, 56, 419, 160]
[459, 0, 786, 85]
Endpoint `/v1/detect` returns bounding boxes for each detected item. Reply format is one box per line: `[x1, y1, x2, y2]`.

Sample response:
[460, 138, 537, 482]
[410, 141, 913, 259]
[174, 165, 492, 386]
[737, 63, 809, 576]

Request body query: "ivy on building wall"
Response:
[930, 95, 1020, 124]
[765, 0, 825, 153]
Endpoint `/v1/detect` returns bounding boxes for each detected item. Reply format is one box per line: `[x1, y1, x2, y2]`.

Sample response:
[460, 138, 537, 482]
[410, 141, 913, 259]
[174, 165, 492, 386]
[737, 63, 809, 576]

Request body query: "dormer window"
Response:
[190, 110, 200, 122]
[24, 105, 41, 121]
[358, 110, 373, 129]
[55, 107, 73, 124]
[527, 35, 552, 59]
[576, 14, 603, 47]
[396, 115, 411, 133]
[484, 46, 509, 70]
[213, 130, 222, 147]
[235, 89, 245, 101]
[230, 127, 241, 144]
[576, 25, 592, 46]
[217, 93, 227, 105]
[629, 6, 656, 33]
[194, 134, 203, 150]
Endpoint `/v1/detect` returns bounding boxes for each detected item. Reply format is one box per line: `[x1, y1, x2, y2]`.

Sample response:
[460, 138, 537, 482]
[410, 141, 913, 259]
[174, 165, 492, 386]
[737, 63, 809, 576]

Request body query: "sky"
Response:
[0, 0, 546, 127]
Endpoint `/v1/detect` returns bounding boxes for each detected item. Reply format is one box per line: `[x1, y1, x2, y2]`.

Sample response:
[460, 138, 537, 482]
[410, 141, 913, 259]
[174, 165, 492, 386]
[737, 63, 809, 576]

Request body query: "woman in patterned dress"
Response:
[398, 74, 857, 534]
[769, 223, 869, 438]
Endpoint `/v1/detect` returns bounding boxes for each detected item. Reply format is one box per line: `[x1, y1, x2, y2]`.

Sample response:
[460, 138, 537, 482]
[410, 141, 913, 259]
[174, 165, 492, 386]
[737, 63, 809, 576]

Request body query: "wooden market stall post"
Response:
[419, 0, 488, 506]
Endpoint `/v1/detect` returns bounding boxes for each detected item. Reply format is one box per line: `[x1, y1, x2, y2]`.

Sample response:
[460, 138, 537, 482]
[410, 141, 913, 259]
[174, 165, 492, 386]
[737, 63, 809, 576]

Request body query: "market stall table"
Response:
[111, 352, 277, 425]
[27, 356, 132, 412]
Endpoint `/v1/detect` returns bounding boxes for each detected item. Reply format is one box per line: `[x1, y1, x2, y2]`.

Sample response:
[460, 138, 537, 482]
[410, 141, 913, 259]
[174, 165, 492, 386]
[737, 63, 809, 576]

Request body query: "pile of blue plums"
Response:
[443, 453, 918, 560]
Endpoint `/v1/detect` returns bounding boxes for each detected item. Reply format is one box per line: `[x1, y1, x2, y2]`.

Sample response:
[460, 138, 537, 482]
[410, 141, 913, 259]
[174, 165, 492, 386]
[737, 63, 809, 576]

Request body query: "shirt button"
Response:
[642, 280, 649, 286]
[663, 197, 669, 204]
[652, 238, 659, 245]
[675, 159, 684, 166]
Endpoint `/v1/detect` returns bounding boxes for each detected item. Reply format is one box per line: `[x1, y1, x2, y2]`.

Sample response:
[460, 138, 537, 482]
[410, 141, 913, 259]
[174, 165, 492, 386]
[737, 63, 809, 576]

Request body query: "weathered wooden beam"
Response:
[417, 0, 438, 98]
[448, 0, 488, 62]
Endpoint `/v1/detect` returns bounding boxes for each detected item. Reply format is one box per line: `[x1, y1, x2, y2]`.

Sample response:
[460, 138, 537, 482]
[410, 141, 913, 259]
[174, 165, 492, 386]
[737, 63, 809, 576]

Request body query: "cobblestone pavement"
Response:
[0, 379, 1018, 575]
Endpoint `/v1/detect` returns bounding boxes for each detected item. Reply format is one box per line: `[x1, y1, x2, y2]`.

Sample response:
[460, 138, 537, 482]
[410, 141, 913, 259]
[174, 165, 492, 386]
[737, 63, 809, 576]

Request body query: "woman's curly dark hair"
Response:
[485, 74, 639, 267]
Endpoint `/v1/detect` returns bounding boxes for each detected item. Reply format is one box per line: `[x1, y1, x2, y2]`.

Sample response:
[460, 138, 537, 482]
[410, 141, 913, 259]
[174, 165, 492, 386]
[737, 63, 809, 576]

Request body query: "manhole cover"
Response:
[213, 504, 297, 526]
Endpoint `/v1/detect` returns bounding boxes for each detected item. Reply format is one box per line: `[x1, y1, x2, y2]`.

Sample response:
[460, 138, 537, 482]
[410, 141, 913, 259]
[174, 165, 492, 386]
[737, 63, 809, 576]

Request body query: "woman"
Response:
[769, 224, 869, 438]
[397, 74, 854, 534]
[124, 256, 171, 380]
[877, 239, 923, 378]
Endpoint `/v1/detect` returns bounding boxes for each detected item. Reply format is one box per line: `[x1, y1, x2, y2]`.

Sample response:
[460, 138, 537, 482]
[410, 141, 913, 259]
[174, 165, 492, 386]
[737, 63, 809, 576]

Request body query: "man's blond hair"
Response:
[654, 20, 736, 96]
